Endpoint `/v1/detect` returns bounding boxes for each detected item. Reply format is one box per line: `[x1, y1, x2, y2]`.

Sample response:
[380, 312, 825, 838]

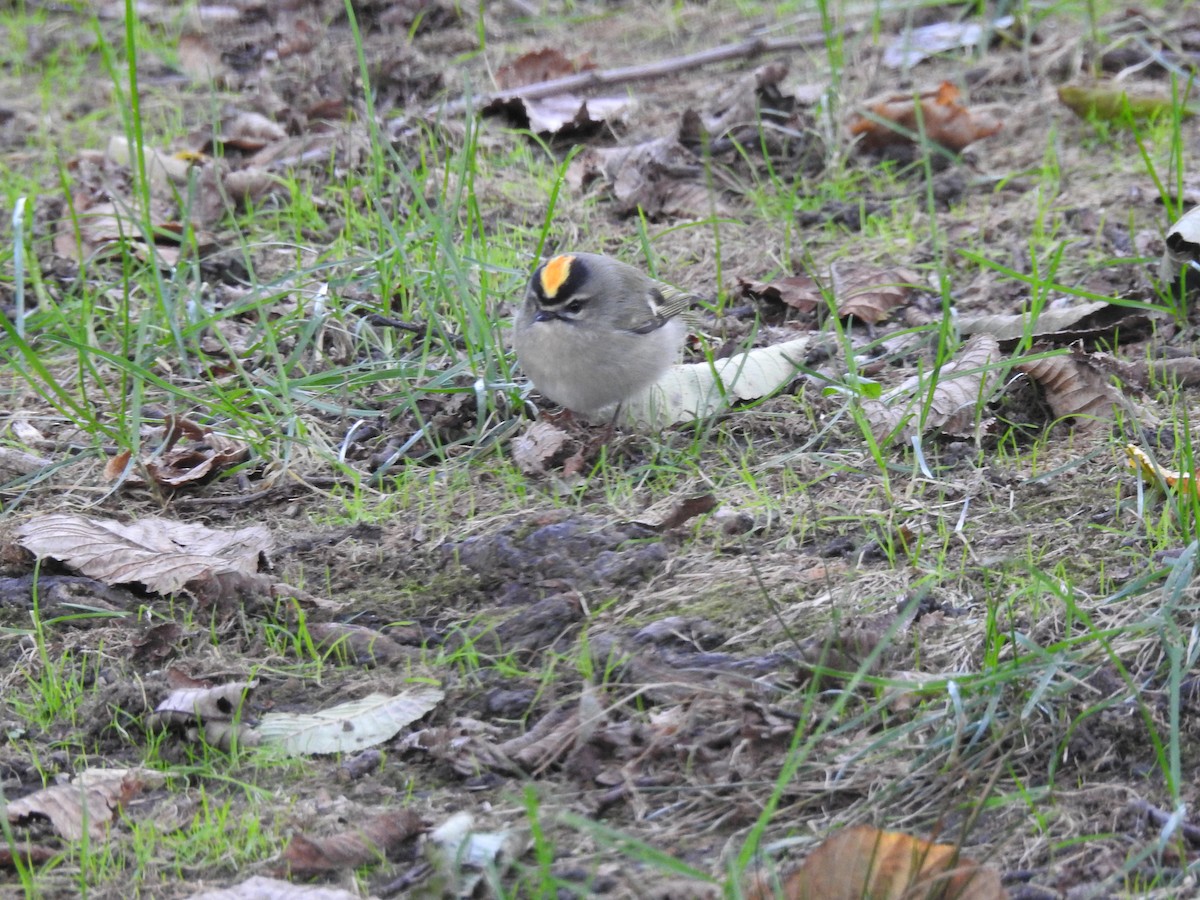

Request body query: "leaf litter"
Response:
[4, 0, 1200, 897]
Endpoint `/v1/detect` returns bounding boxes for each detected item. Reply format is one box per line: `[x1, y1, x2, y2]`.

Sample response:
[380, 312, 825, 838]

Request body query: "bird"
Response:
[512, 252, 691, 418]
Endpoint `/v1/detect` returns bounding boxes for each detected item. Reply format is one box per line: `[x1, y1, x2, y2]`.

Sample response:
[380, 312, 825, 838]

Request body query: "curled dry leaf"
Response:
[17, 514, 272, 596]
[749, 824, 1006, 900]
[1014, 351, 1121, 424]
[831, 263, 923, 324]
[1057, 83, 1193, 123]
[958, 300, 1149, 347]
[621, 336, 813, 429]
[632, 492, 718, 531]
[859, 333, 1001, 444]
[1161, 205, 1200, 290]
[495, 47, 595, 89]
[6, 768, 165, 842]
[848, 81, 1001, 152]
[279, 809, 426, 877]
[738, 274, 823, 314]
[566, 137, 722, 219]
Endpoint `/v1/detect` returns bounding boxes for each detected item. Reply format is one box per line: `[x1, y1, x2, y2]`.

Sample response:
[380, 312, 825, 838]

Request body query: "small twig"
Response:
[419, 30, 852, 120]
[1128, 798, 1200, 846]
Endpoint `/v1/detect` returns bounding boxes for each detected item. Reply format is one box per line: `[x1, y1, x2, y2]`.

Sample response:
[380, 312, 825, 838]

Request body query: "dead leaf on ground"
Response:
[6, 768, 165, 842]
[831, 263, 924, 323]
[278, 809, 426, 877]
[632, 493, 718, 531]
[748, 824, 1007, 899]
[17, 513, 272, 596]
[426, 811, 523, 896]
[958, 300, 1151, 347]
[566, 138, 724, 218]
[1014, 350, 1122, 424]
[860, 333, 1001, 444]
[104, 416, 251, 488]
[0, 446, 52, 480]
[495, 48, 595, 89]
[1058, 83, 1194, 123]
[146, 680, 259, 750]
[511, 420, 577, 475]
[883, 17, 1016, 69]
[186, 876, 362, 900]
[307, 622, 410, 666]
[1161, 204, 1200, 290]
[622, 335, 813, 429]
[848, 81, 1002, 152]
[738, 274, 824, 314]
[254, 686, 444, 755]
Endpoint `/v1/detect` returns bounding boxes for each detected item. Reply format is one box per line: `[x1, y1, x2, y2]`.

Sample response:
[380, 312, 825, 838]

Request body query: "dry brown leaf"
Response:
[566, 138, 722, 219]
[496, 48, 595, 89]
[848, 81, 1001, 152]
[860, 333, 1001, 443]
[739, 274, 824, 313]
[307, 622, 409, 666]
[752, 825, 1006, 899]
[278, 809, 426, 876]
[632, 493, 718, 531]
[831, 263, 922, 324]
[17, 514, 272, 596]
[1015, 351, 1121, 424]
[6, 768, 164, 841]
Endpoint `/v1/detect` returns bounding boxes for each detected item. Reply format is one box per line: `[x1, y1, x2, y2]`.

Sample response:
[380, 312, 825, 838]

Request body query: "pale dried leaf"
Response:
[1161, 204, 1200, 287]
[883, 17, 1014, 68]
[151, 681, 254, 724]
[622, 337, 812, 429]
[254, 686, 444, 755]
[0, 447, 51, 479]
[17, 514, 272, 595]
[187, 875, 361, 900]
[512, 421, 574, 475]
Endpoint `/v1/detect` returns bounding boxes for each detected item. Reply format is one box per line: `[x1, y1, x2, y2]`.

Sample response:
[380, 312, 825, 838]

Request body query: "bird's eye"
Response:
[565, 300, 585, 314]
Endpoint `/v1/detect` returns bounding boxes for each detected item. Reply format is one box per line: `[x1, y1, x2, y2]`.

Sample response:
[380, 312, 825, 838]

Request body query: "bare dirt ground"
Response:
[3, 1, 1200, 898]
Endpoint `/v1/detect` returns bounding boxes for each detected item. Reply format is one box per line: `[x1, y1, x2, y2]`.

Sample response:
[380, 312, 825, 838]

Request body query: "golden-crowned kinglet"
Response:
[513, 252, 691, 417]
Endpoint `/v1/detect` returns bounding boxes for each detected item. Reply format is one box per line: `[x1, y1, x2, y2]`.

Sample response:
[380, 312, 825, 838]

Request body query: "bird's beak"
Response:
[533, 309, 558, 323]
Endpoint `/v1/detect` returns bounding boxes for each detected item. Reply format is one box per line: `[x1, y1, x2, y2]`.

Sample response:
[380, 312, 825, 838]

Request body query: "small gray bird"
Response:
[513, 252, 691, 417]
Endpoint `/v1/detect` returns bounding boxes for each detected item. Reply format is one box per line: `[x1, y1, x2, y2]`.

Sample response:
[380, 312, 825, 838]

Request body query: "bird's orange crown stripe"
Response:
[540, 255, 576, 298]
